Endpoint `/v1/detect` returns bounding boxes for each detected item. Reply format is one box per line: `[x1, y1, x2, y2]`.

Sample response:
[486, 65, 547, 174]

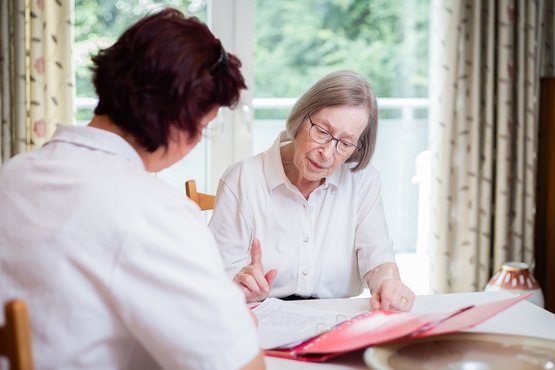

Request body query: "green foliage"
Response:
[254, 0, 429, 98]
[74, 0, 206, 98]
[74, 0, 429, 100]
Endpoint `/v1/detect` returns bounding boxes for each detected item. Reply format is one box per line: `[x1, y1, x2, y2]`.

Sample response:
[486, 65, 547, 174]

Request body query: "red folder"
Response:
[264, 294, 528, 362]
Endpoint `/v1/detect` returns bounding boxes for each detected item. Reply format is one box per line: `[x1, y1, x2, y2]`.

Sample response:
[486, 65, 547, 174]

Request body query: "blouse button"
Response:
[303, 236, 309, 243]
[302, 269, 309, 276]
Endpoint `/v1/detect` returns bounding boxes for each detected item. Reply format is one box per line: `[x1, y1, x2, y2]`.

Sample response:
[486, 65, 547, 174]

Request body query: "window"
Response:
[75, 0, 431, 293]
[74, 0, 209, 191]
[75, 0, 207, 121]
[250, 1, 431, 293]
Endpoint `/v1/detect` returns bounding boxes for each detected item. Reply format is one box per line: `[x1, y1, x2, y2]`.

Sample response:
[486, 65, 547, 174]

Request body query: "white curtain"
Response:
[0, 0, 74, 163]
[429, 0, 546, 293]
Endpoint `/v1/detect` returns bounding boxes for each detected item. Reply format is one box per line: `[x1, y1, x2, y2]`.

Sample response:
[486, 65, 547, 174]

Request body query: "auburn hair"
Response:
[91, 8, 246, 151]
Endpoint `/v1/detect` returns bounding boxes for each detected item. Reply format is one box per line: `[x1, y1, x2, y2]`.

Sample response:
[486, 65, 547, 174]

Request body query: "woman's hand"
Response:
[364, 262, 414, 311]
[233, 239, 278, 303]
[369, 279, 414, 311]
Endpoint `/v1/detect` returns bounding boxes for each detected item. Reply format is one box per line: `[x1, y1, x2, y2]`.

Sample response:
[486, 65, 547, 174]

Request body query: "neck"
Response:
[88, 115, 163, 172]
[280, 143, 322, 199]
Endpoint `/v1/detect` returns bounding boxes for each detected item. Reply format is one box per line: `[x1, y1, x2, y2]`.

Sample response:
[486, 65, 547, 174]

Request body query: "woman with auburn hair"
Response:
[0, 8, 264, 370]
[210, 70, 414, 312]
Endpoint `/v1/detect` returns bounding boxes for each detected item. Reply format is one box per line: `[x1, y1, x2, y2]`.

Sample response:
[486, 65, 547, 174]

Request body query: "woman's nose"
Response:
[319, 140, 336, 159]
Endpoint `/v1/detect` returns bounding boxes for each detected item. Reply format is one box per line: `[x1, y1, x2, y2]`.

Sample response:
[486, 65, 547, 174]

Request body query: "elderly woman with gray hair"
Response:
[209, 70, 414, 311]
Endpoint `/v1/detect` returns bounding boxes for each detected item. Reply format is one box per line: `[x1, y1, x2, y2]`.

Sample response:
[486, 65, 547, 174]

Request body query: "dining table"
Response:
[263, 290, 555, 370]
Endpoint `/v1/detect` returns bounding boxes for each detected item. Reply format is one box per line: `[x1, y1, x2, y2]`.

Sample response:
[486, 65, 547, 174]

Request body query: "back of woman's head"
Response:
[286, 70, 378, 172]
[91, 8, 246, 152]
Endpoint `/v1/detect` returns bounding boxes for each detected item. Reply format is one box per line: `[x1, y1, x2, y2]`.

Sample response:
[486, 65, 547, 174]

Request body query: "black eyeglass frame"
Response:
[306, 115, 361, 155]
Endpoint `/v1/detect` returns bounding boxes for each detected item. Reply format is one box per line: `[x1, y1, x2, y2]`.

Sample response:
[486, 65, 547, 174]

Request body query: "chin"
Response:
[303, 171, 327, 183]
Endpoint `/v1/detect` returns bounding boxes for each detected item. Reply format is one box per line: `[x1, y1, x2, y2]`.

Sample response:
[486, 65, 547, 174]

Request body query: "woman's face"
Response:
[292, 105, 368, 182]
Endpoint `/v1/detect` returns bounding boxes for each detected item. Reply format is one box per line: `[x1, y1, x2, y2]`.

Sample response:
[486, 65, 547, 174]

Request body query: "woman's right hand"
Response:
[234, 239, 278, 303]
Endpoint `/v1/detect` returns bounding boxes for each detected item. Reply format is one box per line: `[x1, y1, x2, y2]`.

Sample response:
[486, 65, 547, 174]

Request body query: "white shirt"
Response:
[0, 125, 259, 370]
[209, 131, 396, 299]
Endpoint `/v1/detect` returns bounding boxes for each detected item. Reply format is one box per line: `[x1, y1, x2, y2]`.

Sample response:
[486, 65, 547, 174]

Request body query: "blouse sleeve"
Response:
[209, 169, 254, 278]
[354, 167, 396, 278]
[111, 200, 259, 370]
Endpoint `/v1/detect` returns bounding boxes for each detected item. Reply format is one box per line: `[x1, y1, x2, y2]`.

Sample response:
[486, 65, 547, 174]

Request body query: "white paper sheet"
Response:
[252, 298, 361, 349]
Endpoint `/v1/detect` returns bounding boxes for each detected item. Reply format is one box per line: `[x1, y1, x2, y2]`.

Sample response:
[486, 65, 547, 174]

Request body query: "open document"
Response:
[252, 298, 364, 349]
[252, 294, 529, 362]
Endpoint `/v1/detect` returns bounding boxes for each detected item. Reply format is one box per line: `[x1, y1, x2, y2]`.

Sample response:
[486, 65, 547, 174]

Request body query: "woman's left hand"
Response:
[369, 279, 414, 312]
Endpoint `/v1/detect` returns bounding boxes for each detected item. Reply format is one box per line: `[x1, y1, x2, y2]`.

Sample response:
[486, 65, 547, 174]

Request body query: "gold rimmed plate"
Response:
[364, 332, 555, 370]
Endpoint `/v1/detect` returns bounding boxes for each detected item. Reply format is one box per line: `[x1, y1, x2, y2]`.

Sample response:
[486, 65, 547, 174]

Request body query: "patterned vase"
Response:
[484, 261, 544, 308]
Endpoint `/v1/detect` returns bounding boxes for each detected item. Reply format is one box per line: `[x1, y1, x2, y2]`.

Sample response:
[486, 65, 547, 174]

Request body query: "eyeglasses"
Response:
[307, 115, 360, 156]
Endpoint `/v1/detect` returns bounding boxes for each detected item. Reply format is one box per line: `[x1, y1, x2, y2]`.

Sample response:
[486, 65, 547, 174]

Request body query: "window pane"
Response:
[253, 0, 430, 253]
[254, 0, 429, 98]
[74, 0, 209, 192]
[75, 0, 207, 108]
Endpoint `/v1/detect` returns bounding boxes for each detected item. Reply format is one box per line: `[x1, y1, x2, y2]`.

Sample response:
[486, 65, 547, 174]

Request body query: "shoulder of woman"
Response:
[221, 152, 264, 183]
[343, 162, 381, 184]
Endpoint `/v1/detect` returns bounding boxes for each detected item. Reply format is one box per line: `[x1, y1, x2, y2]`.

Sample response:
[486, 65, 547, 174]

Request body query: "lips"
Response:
[308, 157, 327, 170]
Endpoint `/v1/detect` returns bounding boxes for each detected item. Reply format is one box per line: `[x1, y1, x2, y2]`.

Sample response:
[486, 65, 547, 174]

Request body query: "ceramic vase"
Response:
[484, 262, 544, 308]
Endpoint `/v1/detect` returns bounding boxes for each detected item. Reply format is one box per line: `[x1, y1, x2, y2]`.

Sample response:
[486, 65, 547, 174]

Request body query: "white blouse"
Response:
[0, 125, 259, 370]
[209, 131, 396, 299]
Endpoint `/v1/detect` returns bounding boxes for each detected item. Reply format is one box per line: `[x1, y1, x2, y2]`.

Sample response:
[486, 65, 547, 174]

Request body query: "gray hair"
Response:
[286, 70, 378, 172]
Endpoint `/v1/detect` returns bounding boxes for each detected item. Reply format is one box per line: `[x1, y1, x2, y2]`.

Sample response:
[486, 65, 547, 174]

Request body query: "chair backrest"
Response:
[0, 300, 35, 370]
[185, 180, 215, 211]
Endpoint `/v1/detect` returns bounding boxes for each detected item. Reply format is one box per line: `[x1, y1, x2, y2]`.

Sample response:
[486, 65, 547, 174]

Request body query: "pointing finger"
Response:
[249, 239, 262, 266]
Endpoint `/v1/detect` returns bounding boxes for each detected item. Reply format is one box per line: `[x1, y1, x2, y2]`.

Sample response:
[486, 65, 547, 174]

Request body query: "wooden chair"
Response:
[185, 180, 216, 211]
[0, 300, 35, 370]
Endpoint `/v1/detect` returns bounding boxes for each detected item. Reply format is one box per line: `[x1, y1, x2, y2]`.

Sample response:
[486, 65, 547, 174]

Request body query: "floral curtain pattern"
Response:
[428, 0, 546, 293]
[0, 0, 74, 164]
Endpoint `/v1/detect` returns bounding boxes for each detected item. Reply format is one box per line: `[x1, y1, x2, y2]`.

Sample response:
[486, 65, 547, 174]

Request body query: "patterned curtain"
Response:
[0, 0, 74, 164]
[428, 0, 548, 293]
